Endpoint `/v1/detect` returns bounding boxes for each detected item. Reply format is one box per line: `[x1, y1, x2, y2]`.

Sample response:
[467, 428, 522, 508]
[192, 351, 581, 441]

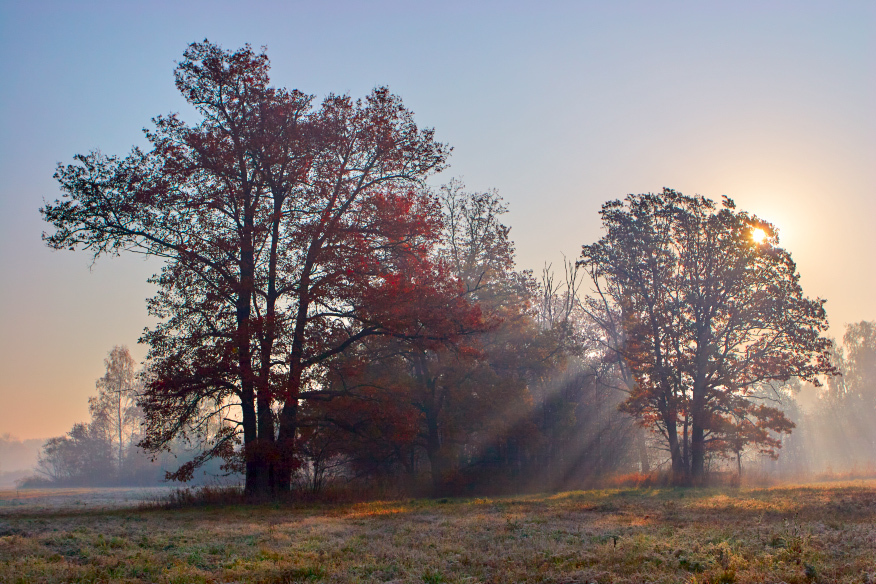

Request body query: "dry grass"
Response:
[1, 481, 875, 583]
[0, 487, 178, 512]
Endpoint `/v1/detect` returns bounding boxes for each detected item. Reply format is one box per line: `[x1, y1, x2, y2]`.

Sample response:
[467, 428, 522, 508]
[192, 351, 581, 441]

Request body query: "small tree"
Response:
[579, 189, 836, 481]
[90, 345, 141, 472]
[36, 422, 114, 485]
[820, 321, 876, 470]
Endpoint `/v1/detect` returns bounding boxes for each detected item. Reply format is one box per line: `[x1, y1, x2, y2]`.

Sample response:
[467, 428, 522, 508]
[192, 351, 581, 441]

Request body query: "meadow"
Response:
[1, 481, 874, 583]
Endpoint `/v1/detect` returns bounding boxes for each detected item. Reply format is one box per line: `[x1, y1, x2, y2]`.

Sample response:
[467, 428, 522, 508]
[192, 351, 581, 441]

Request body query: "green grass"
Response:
[1, 481, 875, 583]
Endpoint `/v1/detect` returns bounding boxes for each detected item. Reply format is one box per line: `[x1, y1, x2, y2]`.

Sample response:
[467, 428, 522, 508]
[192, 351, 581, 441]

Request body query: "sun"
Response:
[751, 228, 767, 244]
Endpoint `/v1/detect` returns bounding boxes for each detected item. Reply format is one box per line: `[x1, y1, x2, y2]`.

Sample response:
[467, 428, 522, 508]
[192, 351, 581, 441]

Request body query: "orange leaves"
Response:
[358, 254, 484, 348]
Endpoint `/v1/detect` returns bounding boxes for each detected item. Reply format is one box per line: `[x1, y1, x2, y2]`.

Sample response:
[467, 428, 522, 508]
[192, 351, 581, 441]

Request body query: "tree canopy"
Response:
[41, 42, 850, 494]
[579, 189, 836, 481]
[42, 40, 452, 495]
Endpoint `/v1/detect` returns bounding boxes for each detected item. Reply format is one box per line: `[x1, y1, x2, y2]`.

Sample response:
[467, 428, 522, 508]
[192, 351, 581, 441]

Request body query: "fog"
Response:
[0, 4, 873, 495]
[8, 186, 873, 492]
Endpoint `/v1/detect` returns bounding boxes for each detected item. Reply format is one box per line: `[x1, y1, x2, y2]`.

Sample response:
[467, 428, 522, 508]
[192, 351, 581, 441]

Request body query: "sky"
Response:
[1, 1, 873, 441]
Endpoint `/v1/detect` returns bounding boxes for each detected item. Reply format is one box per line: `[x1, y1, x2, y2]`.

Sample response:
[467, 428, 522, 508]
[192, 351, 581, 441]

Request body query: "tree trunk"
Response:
[238, 288, 265, 495]
[636, 426, 650, 474]
[275, 334, 306, 493]
[690, 382, 707, 481]
[254, 392, 276, 496]
[425, 410, 447, 496]
[690, 422, 705, 481]
[241, 386, 261, 496]
[254, 194, 283, 495]
[116, 390, 124, 476]
[276, 398, 298, 492]
[239, 229, 273, 497]
[665, 417, 684, 481]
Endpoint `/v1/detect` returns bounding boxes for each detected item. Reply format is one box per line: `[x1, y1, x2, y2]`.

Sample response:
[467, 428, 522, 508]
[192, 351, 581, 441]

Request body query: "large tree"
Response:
[579, 189, 836, 481]
[42, 41, 449, 495]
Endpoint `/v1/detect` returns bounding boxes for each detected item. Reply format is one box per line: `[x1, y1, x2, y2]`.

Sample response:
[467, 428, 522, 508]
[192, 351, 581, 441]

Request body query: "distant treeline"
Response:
[0, 434, 43, 471]
[0, 434, 45, 487]
[25, 325, 876, 493]
[21, 347, 229, 488]
[762, 321, 876, 479]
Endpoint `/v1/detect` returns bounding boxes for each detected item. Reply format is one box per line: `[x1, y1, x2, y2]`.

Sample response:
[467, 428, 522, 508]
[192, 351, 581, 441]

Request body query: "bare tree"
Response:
[90, 346, 140, 473]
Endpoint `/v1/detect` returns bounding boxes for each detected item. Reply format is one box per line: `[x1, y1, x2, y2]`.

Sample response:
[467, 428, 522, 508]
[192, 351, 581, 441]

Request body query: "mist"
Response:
[16, 182, 874, 494]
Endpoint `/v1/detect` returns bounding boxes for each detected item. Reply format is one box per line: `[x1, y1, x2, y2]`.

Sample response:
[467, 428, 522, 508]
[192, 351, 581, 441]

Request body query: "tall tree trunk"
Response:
[665, 417, 684, 481]
[690, 381, 707, 481]
[636, 426, 650, 474]
[691, 422, 705, 481]
[276, 397, 298, 492]
[240, 229, 272, 497]
[117, 390, 124, 476]
[425, 410, 447, 496]
[274, 244, 318, 493]
[239, 324, 269, 495]
[277, 292, 308, 493]
[240, 370, 260, 495]
[256, 391, 276, 495]
[690, 317, 711, 482]
[276, 300, 309, 493]
[254, 195, 284, 495]
[275, 348, 304, 493]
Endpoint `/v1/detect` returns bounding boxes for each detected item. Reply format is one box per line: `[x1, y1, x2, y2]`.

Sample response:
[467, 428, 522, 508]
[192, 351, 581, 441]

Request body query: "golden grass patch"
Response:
[1, 482, 875, 583]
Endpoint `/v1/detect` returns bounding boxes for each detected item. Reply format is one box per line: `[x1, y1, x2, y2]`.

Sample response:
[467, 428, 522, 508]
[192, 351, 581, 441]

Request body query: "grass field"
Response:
[1, 482, 875, 583]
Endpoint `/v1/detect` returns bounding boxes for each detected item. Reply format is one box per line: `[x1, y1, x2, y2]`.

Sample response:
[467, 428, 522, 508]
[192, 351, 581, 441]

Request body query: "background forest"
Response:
[17, 293, 876, 493]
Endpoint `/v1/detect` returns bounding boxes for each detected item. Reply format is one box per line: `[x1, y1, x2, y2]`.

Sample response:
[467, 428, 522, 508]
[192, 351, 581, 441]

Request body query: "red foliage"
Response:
[42, 40, 450, 495]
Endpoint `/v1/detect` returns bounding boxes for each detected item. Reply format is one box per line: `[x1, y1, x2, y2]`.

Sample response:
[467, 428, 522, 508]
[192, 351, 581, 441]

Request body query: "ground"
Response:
[1, 482, 875, 583]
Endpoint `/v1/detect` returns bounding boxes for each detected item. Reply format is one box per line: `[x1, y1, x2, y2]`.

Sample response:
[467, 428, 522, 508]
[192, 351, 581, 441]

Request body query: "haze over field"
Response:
[0, 1, 873, 451]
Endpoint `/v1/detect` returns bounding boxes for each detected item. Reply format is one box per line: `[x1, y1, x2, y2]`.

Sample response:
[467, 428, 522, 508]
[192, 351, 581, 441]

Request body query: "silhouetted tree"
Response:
[579, 189, 836, 481]
[818, 321, 876, 470]
[41, 41, 449, 496]
[297, 185, 545, 496]
[37, 422, 114, 485]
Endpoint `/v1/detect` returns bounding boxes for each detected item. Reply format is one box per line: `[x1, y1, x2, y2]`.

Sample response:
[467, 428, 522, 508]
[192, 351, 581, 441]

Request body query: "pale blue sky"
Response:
[1, 0, 873, 439]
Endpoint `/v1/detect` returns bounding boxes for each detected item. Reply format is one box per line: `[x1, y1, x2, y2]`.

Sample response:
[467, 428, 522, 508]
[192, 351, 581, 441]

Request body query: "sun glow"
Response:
[751, 228, 767, 244]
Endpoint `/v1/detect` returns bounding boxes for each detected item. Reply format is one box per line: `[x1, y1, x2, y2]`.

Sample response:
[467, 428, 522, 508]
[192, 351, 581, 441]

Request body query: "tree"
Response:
[296, 184, 545, 496]
[528, 260, 645, 487]
[819, 321, 876, 469]
[837, 322, 876, 401]
[32, 347, 159, 486]
[41, 40, 449, 496]
[302, 248, 494, 495]
[90, 345, 140, 472]
[36, 422, 114, 485]
[579, 189, 836, 481]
